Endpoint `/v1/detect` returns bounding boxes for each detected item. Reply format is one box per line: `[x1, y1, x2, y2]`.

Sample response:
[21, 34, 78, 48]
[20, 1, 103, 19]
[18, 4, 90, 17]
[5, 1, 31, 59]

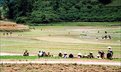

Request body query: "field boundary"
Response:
[0, 61, 120, 66]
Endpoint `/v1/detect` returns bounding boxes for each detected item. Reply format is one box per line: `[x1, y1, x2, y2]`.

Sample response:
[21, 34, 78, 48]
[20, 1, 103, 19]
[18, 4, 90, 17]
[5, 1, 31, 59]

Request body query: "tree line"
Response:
[0, 0, 121, 25]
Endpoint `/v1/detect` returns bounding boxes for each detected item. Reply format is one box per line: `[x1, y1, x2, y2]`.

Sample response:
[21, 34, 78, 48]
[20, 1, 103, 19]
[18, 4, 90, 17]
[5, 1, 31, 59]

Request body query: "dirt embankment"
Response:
[0, 21, 29, 31]
[0, 64, 121, 72]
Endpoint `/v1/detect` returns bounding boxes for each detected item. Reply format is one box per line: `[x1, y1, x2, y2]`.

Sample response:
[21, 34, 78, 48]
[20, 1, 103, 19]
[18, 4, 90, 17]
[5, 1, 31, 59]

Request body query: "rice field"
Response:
[0, 23, 121, 58]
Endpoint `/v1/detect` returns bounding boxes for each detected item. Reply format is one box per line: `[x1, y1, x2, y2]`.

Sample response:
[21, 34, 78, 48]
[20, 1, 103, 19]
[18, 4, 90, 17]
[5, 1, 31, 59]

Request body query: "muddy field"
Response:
[0, 64, 121, 72]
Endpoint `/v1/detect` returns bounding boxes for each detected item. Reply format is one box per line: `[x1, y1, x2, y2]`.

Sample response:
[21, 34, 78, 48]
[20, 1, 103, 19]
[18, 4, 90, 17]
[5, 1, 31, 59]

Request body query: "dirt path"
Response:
[0, 60, 120, 66]
[0, 52, 35, 56]
[0, 53, 22, 56]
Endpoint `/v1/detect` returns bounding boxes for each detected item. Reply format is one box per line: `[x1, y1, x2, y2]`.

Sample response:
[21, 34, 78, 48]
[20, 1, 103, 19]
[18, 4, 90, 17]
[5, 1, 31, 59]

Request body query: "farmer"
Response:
[38, 51, 43, 57]
[108, 35, 111, 39]
[100, 51, 105, 59]
[107, 46, 113, 60]
[63, 52, 67, 58]
[83, 54, 88, 58]
[97, 54, 100, 59]
[23, 50, 29, 56]
[58, 51, 63, 57]
[42, 51, 47, 56]
[104, 35, 108, 39]
[89, 52, 94, 58]
[69, 53, 74, 58]
[105, 31, 107, 34]
[6, 32, 9, 36]
[97, 50, 102, 59]
[78, 53, 82, 58]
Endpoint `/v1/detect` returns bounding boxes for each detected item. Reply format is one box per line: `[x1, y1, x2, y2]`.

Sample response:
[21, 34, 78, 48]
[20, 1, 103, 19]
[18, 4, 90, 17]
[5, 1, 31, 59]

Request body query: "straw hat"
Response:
[90, 52, 93, 53]
[107, 46, 112, 48]
[78, 53, 82, 55]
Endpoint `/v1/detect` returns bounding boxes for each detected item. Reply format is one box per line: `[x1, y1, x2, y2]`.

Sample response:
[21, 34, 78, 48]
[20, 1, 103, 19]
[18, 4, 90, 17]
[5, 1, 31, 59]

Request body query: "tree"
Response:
[98, 0, 112, 5]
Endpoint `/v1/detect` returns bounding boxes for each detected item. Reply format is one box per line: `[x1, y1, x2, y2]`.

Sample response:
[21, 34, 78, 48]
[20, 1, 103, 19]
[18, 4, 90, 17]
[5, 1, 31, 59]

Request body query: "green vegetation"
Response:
[0, 56, 66, 60]
[0, 56, 38, 60]
[107, 0, 121, 6]
[0, 25, 121, 58]
[0, 56, 121, 62]
[1, 0, 121, 24]
[29, 22, 121, 26]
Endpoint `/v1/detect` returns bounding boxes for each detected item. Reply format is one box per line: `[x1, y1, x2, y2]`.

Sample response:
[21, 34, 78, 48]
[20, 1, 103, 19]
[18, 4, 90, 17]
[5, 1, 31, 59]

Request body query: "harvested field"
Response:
[0, 64, 121, 72]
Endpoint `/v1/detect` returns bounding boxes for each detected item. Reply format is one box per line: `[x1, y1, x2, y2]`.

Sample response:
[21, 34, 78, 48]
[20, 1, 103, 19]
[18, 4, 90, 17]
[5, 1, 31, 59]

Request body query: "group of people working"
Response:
[58, 46, 113, 60]
[23, 46, 113, 60]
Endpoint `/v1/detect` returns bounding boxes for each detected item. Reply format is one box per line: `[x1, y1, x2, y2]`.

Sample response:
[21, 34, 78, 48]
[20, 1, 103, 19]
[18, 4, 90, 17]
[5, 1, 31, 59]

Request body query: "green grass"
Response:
[30, 22, 121, 26]
[0, 56, 121, 62]
[0, 22, 121, 58]
[0, 56, 68, 60]
[0, 56, 38, 60]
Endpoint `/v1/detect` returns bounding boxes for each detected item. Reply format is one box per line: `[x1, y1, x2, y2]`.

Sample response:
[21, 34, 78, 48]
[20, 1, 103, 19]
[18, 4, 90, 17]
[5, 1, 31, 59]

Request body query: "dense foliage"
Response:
[98, 0, 112, 5]
[0, 0, 121, 24]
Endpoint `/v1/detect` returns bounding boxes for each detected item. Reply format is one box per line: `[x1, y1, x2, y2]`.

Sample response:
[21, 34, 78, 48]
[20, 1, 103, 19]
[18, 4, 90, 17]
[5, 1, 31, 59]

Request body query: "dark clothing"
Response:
[108, 50, 113, 56]
[58, 53, 63, 57]
[23, 52, 29, 56]
[107, 49, 113, 60]
[69, 54, 74, 58]
[105, 31, 107, 34]
[108, 35, 111, 39]
[100, 51, 105, 59]
[64, 54, 67, 58]
[107, 52, 112, 60]
[89, 53, 94, 58]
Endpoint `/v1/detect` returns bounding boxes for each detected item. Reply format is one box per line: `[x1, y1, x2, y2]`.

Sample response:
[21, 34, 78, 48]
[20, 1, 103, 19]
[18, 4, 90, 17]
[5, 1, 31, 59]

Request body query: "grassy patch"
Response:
[0, 56, 38, 60]
[31, 22, 121, 26]
[0, 25, 120, 58]
[0, 56, 121, 62]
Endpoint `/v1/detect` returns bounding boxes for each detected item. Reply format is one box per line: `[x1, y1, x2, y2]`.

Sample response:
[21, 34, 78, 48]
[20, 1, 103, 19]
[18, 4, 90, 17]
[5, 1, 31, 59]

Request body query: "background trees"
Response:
[1, 0, 121, 24]
[98, 0, 112, 5]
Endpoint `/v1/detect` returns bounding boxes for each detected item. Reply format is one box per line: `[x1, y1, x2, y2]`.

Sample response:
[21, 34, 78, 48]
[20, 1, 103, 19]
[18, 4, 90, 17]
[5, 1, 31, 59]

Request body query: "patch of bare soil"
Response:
[0, 64, 121, 72]
[0, 21, 29, 30]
